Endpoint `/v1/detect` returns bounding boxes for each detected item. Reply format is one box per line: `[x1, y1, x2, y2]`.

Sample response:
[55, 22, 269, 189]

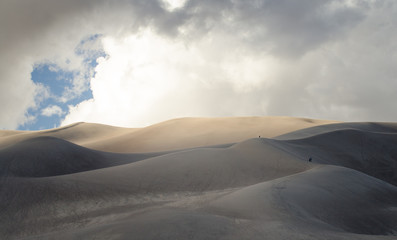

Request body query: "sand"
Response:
[0, 116, 396, 239]
[0, 116, 339, 152]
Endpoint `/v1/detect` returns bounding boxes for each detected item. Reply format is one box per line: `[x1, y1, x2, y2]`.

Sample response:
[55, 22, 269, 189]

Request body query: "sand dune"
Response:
[209, 165, 397, 235]
[273, 129, 397, 186]
[0, 122, 136, 151]
[81, 116, 339, 152]
[275, 121, 397, 140]
[0, 116, 396, 240]
[0, 136, 165, 178]
[0, 116, 338, 153]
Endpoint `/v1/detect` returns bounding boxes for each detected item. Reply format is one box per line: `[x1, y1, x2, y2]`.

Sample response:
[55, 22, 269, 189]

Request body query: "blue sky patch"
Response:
[18, 65, 85, 130]
[19, 35, 105, 130]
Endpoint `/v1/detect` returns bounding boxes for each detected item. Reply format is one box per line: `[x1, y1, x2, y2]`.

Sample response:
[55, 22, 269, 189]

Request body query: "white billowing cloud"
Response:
[57, 35, 106, 103]
[41, 105, 64, 117]
[62, 30, 278, 127]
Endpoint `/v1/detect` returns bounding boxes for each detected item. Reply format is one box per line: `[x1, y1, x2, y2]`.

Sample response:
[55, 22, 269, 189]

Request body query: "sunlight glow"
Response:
[161, 0, 188, 11]
[62, 29, 278, 127]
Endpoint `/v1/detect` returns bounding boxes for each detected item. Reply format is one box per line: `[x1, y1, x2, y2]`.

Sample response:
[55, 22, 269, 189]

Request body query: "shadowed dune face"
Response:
[0, 136, 108, 177]
[0, 136, 158, 177]
[0, 117, 397, 240]
[277, 166, 397, 235]
[275, 122, 397, 140]
[209, 166, 397, 235]
[273, 129, 397, 186]
[56, 138, 310, 193]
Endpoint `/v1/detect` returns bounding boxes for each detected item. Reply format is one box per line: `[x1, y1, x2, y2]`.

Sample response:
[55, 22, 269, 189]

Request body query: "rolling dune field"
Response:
[1, 117, 396, 239]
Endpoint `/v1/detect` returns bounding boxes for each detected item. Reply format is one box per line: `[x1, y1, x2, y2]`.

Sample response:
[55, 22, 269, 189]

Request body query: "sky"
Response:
[1, 0, 397, 130]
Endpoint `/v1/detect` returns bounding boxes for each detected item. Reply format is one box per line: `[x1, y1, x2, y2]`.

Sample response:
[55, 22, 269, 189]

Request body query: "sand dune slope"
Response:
[0, 136, 164, 178]
[55, 138, 309, 193]
[0, 116, 338, 153]
[0, 122, 135, 151]
[276, 121, 397, 140]
[0, 117, 397, 240]
[82, 117, 339, 152]
[273, 129, 397, 186]
[210, 166, 397, 235]
[0, 138, 310, 239]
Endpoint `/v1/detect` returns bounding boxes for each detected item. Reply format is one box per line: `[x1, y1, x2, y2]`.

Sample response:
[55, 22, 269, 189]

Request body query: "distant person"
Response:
[259, 136, 260, 138]
[308, 157, 312, 162]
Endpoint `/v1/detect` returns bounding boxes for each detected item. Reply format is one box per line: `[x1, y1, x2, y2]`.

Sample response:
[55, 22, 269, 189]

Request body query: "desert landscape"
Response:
[1, 116, 397, 239]
[2, 0, 397, 239]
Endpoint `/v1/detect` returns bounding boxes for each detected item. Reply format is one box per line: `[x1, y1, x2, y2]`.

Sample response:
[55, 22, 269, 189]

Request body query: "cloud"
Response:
[41, 105, 64, 117]
[0, 0, 94, 128]
[264, 0, 397, 121]
[1, 0, 397, 129]
[61, 29, 280, 127]
[0, 0, 163, 129]
[161, 0, 188, 11]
